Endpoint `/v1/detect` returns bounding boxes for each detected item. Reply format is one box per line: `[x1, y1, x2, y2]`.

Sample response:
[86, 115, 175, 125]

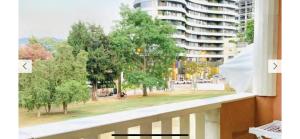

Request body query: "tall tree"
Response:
[68, 22, 118, 100]
[67, 21, 90, 56]
[110, 6, 182, 96]
[53, 44, 89, 114]
[19, 60, 51, 117]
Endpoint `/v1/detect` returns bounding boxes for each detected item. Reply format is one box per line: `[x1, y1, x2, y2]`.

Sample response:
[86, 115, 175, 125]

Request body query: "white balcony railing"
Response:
[186, 5, 238, 16]
[157, 6, 187, 14]
[186, 21, 237, 30]
[188, 0, 238, 9]
[179, 44, 224, 51]
[19, 94, 255, 139]
[186, 53, 224, 58]
[186, 13, 238, 23]
[185, 30, 236, 37]
[157, 15, 186, 23]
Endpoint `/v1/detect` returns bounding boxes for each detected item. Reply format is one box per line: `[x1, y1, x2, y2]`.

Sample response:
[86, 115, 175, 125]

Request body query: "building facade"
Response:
[133, 0, 239, 64]
[237, 0, 254, 32]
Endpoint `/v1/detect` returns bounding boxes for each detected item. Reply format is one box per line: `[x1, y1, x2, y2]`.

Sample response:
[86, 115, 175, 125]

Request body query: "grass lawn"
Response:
[19, 90, 234, 127]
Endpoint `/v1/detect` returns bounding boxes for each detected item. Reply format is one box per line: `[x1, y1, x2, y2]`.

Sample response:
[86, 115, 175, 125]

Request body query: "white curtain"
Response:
[220, 45, 254, 93]
[253, 0, 279, 96]
[220, 0, 279, 96]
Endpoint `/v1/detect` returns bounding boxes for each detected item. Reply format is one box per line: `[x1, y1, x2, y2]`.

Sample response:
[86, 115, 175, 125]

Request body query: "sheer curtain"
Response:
[220, 0, 279, 96]
[220, 45, 254, 93]
[253, 0, 279, 96]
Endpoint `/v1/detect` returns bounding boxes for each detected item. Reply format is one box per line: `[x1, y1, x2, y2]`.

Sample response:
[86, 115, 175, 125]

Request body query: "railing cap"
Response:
[19, 93, 255, 139]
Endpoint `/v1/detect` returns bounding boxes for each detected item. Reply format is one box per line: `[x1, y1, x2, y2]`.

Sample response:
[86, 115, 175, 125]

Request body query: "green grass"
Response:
[19, 90, 233, 127]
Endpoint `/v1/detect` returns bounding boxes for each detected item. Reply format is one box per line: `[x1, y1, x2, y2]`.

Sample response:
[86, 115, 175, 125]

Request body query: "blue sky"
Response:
[19, 0, 134, 39]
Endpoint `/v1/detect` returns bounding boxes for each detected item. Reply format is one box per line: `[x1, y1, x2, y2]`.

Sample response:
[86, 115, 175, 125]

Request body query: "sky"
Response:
[19, 0, 134, 39]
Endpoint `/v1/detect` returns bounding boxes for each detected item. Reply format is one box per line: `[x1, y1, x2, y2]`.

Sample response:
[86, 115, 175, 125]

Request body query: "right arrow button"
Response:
[268, 59, 281, 73]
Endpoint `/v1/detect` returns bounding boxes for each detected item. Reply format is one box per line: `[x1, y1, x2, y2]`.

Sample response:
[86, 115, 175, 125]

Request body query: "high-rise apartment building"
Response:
[133, 0, 239, 63]
[238, 0, 254, 32]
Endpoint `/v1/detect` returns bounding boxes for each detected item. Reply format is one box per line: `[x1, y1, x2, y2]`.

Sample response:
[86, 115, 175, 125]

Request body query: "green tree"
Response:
[28, 36, 39, 45]
[86, 24, 118, 100]
[183, 61, 202, 79]
[53, 44, 89, 114]
[19, 42, 89, 115]
[67, 21, 90, 56]
[110, 6, 182, 96]
[38, 37, 62, 52]
[55, 80, 89, 114]
[245, 19, 254, 43]
[19, 60, 51, 117]
[68, 22, 118, 100]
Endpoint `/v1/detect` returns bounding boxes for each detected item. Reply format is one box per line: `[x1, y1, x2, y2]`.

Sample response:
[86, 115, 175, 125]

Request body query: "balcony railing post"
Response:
[140, 123, 152, 139]
[195, 112, 205, 139]
[180, 115, 190, 139]
[83, 135, 100, 139]
[115, 128, 128, 139]
[161, 118, 172, 139]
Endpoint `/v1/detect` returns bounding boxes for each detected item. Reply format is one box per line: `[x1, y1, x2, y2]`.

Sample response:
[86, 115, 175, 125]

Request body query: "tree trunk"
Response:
[142, 52, 148, 97]
[37, 108, 41, 118]
[143, 84, 147, 96]
[44, 106, 48, 113]
[117, 74, 122, 98]
[47, 103, 51, 113]
[92, 82, 97, 101]
[63, 102, 68, 115]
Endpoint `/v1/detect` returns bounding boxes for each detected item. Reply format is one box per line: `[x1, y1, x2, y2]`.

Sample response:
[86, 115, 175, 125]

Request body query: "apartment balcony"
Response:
[188, 0, 238, 9]
[160, 0, 187, 5]
[172, 34, 186, 40]
[186, 53, 224, 58]
[157, 15, 186, 23]
[175, 25, 187, 31]
[186, 13, 238, 23]
[186, 21, 237, 30]
[186, 5, 238, 16]
[134, 0, 187, 7]
[157, 6, 187, 14]
[20, 94, 257, 139]
[186, 29, 236, 37]
[177, 43, 224, 51]
[185, 37, 224, 43]
[184, 37, 224, 43]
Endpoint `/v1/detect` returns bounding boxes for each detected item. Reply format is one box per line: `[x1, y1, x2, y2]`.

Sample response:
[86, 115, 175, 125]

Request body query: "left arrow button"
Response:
[19, 60, 32, 73]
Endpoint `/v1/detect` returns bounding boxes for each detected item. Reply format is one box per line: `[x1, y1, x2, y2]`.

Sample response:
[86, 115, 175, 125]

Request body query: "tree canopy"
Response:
[110, 6, 182, 96]
[19, 43, 89, 116]
[19, 37, 53, 61]
[68, 22, 119, 100]
[245, 19, 254, 43]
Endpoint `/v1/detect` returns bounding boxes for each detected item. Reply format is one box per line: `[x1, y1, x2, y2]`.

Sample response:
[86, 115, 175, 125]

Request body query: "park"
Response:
[19, 6, 233, 127]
